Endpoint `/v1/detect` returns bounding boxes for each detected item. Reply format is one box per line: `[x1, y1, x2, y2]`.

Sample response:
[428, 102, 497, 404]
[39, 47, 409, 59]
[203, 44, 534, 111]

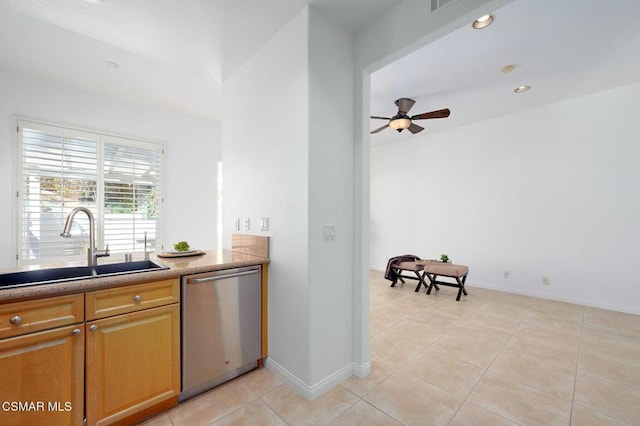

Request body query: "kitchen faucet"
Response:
[60, 207, 110, 267]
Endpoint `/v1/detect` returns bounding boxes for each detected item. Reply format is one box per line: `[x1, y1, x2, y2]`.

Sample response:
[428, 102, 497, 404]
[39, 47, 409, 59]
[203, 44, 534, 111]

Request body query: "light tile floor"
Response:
[141, 270, 640, 425]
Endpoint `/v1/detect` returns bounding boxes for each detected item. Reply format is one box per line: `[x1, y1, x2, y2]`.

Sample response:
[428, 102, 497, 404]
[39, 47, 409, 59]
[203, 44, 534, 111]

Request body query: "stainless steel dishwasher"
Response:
[180, 265, 262, 401]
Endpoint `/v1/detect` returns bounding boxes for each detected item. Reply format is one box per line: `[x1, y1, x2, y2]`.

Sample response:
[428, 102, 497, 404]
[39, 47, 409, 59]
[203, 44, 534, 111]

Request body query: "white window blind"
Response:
[103, 135, 162, 255]
[17, 120, 164, 265]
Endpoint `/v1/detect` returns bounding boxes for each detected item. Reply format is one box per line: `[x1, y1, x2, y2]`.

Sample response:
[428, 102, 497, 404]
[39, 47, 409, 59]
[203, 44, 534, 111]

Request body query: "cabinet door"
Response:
[0, 324, 84, 426]
[86, 303, 179, 425]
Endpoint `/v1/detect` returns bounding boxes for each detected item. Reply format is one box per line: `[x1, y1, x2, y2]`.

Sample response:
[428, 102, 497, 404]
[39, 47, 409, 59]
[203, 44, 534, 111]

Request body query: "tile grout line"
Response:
[339, 372, 409, 426]
[445, 297, 540, 426]
[568, 307, 585, 426]
[373, 281, 468, 425]
[256, 382, 292, 425]
[326, 385, 369, 426]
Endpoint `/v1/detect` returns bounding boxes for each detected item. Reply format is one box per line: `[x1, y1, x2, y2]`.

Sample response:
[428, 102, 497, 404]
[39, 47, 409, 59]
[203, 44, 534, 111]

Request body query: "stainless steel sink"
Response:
[0, 260, 169, 290]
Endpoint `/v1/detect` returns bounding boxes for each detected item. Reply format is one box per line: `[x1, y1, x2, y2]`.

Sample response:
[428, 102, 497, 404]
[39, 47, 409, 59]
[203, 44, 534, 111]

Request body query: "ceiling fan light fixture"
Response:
[514, 85, 530, 93]
[371, 98, 451, 135]
[472, 14, 494, 29]
[389, 117, 411, 132]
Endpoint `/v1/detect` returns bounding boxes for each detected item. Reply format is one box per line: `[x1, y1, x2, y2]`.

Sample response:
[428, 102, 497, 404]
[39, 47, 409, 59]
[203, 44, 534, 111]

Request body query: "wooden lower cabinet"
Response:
[85, 303, 180, 426]
[0, 324, 84, 426]
[1, 269, 262, 425]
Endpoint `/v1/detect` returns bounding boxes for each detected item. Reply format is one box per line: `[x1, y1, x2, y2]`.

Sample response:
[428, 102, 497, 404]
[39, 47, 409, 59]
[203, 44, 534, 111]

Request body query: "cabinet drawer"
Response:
[0, 294, 84, 339]
[86, 279, 179, 320]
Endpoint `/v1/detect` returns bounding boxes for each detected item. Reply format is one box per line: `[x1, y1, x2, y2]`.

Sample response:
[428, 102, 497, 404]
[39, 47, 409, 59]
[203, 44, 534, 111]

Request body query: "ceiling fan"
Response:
[371, 98, 450, 134]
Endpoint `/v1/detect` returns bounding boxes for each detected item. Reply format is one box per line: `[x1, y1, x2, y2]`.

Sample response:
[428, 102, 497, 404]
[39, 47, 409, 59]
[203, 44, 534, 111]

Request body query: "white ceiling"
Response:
[370, 0, 640, 146]
[0, 0, 400, 121]
[0, 0, 639, 136]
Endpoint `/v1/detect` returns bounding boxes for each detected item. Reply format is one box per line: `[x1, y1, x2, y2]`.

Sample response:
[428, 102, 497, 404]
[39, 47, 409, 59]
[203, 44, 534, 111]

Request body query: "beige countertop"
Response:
[0, 249, 268, 304]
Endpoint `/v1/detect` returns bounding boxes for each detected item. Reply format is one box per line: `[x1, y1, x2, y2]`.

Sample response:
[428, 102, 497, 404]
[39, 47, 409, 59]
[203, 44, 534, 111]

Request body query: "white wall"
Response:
[222, 9, 312, 385]
[222, 6, 357, 396]
[370, 82, 640, 314]
[0, 69, 221, 267]
[307, 8, 355, 386]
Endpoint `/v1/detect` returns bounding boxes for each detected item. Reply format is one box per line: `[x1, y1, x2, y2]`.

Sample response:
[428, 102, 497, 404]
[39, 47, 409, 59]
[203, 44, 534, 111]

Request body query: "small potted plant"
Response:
[440, 253, 450, 263]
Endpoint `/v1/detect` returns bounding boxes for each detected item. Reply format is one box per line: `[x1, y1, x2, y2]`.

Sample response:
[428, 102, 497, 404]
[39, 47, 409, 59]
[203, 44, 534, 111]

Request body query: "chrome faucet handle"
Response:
[96, 244, 110, 258]
[144, 231, 149, 260]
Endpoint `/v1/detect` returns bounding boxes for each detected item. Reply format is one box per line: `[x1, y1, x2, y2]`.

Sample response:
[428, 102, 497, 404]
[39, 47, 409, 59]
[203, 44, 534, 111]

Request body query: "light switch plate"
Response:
[260, 217, 269, 231]
[322, 224, 335, 241]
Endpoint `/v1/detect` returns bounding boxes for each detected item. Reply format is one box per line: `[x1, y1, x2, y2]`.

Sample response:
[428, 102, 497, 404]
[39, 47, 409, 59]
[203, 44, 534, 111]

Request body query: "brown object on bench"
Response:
[415, 260, 469, 301]
[385, 255, 426, 289]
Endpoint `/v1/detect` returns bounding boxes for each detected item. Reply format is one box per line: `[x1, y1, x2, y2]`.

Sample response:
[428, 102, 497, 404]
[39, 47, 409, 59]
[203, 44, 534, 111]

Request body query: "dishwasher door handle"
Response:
[188, 269, 260, 284]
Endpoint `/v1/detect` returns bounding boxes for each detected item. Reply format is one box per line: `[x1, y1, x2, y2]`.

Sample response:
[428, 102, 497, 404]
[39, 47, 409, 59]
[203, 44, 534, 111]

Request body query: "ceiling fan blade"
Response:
[411, 108, 451, 120]
[370, 115, 391, 120]
[370, 124, 388, 134]
[395, 98, 416, 114]
[408, 123, 424, 134]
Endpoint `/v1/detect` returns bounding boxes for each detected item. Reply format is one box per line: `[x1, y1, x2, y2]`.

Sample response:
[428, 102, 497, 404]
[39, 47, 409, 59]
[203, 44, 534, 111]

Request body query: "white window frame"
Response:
[14, 117, 165, 266]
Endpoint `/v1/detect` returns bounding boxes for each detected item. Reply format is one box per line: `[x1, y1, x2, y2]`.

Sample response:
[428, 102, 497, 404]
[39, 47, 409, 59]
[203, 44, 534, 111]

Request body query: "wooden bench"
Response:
[415, 260, 469, 301]
[389, 260, 426, 289]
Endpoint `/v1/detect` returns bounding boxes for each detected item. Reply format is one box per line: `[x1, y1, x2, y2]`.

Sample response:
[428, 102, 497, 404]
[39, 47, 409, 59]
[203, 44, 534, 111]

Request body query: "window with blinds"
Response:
[17, 120, 164, 265]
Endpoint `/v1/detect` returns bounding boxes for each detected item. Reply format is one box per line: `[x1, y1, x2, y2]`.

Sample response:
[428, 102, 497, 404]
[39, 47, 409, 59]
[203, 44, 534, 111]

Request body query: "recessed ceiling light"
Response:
[501, 64, 515, 74]
[105, 60, 120, 69]
[514, 85, 530, 93]
[472, 14, 494, 29]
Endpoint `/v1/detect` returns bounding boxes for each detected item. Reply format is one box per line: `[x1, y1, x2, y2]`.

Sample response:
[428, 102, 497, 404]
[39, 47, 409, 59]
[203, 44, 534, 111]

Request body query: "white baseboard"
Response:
[264, 358, 366, 400]
[352, 360, 371, 378]
[370, 267, 638, 315]
[469, 281, 639, 315]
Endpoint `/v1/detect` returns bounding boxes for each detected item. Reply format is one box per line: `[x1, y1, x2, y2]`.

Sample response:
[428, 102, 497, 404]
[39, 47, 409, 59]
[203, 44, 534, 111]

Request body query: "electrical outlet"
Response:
[234, 219, 240, 231]
[542, 276, 550, 285]
[504, 271, 511, 279]
[244, 218, 250, 231]
[322, 224, 335, 241]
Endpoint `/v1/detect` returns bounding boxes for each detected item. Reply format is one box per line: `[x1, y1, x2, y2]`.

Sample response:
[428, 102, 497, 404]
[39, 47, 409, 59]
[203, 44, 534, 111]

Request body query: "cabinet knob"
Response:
[89, 324, 98, 332]
[9, 315, 22, 325]
[71, 328, 81, 336]
[133, 294, 142, 303]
